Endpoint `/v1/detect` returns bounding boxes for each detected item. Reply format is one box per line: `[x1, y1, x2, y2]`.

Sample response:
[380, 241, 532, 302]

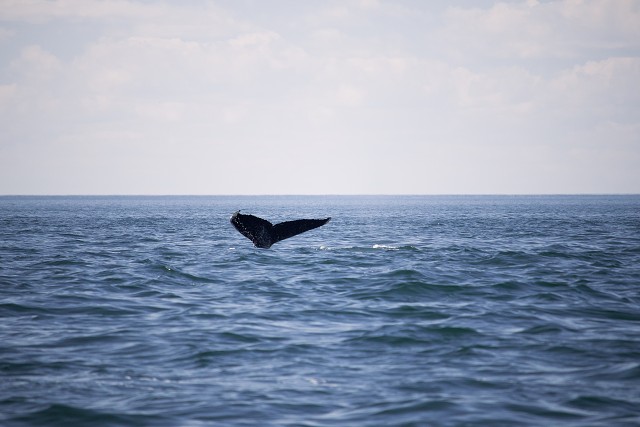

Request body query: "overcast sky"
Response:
[1, 0, 639, 194]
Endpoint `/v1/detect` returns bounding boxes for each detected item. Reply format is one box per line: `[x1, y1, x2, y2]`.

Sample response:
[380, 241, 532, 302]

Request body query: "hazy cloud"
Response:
[1, 0, 639, 194]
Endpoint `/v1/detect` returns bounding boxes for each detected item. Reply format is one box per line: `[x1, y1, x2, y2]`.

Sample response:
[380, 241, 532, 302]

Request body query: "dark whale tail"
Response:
[230, 211, 331, 248]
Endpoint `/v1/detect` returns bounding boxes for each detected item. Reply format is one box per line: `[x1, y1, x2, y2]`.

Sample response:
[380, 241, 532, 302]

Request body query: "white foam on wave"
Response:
[372, 244, 399, 250]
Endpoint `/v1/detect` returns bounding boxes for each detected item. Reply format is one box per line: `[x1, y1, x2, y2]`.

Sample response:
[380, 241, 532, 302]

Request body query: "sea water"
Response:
[1, 195, 639, 426]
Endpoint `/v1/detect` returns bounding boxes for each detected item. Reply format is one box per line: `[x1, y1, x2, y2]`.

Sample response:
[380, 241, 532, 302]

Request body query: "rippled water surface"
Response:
[1, 195, 640, 426]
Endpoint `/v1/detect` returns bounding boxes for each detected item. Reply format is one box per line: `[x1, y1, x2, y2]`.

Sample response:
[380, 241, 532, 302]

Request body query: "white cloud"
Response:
[0, 26, 14, 41]
[547, 57, 640, 122]
[0, 0, 157, 21]
[0, 0, 639, 194]
[439, 0, 640, 61]
[0, 83, 17, 113]
[334, 84, 366, 107]
[11, 45, 62, 80]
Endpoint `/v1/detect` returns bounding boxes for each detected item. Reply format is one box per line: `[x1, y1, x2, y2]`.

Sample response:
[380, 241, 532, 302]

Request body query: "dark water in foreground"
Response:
[1, 195, 639, 426]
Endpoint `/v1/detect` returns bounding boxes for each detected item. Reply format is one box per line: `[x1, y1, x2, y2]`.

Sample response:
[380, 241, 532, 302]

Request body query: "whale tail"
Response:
[230, 212, 331, 248]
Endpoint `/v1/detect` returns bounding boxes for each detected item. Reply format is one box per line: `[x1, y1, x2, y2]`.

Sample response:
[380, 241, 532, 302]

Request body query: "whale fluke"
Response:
[230, 211, 331, 248]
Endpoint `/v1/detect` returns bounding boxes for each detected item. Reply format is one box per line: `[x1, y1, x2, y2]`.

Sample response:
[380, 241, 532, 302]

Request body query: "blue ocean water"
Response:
[1, 195, 639, 426]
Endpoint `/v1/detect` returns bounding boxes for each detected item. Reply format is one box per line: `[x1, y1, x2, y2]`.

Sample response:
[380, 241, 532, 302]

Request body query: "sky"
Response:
[1, 0, 639, 195]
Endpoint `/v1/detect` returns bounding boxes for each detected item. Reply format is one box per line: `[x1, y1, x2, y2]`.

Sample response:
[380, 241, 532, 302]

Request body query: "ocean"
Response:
[1, 195, 639, 426]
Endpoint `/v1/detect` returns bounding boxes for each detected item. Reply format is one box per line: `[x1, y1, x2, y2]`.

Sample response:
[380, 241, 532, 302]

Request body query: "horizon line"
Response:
[2, 193, 639, 197]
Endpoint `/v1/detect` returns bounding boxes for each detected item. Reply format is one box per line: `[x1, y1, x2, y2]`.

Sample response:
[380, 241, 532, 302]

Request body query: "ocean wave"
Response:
[318, 244, 419, 252]
[5, 403, 163, 427]
[2, 195, 639, 426]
